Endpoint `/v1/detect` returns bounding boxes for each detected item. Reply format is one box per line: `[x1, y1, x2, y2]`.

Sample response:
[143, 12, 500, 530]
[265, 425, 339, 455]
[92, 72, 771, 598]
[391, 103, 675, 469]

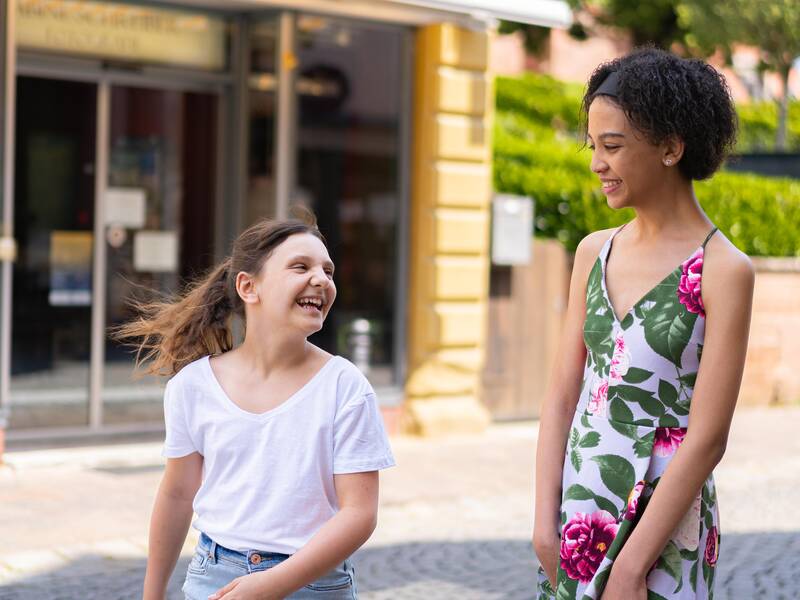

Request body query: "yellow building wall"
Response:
[404, 24, 494, 435]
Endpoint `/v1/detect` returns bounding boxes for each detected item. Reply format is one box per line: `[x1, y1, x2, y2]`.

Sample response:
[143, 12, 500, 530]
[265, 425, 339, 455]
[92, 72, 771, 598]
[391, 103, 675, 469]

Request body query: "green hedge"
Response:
[494, 74, 800, 257]
[737, 101, 800, 152]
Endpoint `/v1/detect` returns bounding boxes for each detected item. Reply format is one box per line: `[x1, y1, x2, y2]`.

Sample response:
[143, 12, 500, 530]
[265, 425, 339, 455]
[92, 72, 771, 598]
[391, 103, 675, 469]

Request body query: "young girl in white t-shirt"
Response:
[119, 217, 395, 600]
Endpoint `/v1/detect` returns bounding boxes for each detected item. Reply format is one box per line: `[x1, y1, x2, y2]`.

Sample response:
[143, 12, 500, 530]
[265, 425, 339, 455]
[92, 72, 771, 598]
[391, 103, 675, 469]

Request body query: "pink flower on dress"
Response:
[623, 480, 647, 521]
[653, 427, 687, 457]
[588, 379, 609, 417]
[560, 510, 619, 583]
[704, 526, 719, 566]
[609, 332, 631, 385]
[678, 248, 705, 317]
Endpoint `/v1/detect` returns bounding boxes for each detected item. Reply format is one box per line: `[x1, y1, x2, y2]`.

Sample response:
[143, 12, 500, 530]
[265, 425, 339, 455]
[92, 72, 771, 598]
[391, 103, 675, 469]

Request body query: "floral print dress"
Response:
[537, 226, 720, 600]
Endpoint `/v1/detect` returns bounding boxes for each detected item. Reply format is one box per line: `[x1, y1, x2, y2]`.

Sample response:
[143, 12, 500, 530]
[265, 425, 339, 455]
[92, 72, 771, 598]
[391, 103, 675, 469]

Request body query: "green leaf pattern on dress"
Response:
[537, 230, 719, 600]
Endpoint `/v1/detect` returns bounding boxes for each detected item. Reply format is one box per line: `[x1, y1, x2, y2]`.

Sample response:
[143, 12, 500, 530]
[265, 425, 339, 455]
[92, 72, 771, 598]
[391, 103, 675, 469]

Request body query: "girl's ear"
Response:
[662, 134, 685, 167]
[235, 271, 260, 305]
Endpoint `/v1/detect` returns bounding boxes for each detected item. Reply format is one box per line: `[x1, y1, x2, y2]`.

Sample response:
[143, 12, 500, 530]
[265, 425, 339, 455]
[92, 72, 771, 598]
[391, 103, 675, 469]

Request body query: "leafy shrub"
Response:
[737, 101, 800, 152]
[494, 74, 800, 257]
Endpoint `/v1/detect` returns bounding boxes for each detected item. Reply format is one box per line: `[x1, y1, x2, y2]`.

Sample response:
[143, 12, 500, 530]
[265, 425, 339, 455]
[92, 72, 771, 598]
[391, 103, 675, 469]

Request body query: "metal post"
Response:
[88, 81, 110, 430]
[393, 27, 413, 387]
[274, 11, 296, 220]
[0, 0, 18, 450]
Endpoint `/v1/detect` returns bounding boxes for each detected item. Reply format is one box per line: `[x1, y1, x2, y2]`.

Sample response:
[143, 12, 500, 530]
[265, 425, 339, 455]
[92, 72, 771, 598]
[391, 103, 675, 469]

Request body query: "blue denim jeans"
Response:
[183, 533, 358, 600]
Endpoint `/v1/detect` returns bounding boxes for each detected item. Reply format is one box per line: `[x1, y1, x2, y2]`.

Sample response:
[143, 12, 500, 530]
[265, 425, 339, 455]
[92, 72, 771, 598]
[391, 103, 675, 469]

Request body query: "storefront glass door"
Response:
[102, 85, 218, 425]
[9, 77, 97, 428]
[7, 76, 218, 431]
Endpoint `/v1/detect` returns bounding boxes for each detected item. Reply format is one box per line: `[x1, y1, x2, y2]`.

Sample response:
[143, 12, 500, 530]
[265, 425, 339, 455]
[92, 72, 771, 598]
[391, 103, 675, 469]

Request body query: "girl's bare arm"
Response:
[142, 452, 203, 600]
[211, 471, 379, 600]
[533, 230, 612, 584]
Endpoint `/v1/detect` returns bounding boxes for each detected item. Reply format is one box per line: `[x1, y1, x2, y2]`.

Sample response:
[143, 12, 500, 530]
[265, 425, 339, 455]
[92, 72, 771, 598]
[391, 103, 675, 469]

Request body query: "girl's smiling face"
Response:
[239, 232, 336, 336]
[587, 96, 678, 209]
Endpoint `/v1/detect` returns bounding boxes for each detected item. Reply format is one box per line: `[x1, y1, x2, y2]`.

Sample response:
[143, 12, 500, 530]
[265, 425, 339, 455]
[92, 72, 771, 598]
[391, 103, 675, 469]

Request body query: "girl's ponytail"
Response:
[114, 257, 237, 376]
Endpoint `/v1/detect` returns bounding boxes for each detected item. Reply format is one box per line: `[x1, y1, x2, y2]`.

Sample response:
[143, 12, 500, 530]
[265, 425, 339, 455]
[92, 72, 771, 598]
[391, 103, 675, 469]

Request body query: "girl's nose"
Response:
[590, 153, 607, 174]
[310, 268, 330, 287]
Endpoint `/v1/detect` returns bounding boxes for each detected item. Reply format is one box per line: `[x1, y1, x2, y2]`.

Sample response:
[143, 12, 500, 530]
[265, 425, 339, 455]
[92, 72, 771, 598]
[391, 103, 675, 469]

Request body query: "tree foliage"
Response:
[565, 0, 688, 49]
[677, 0, 800, 149]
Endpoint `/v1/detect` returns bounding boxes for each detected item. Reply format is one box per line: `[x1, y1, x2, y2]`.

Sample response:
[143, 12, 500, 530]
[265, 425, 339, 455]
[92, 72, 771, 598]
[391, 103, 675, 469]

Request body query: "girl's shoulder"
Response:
[166, 355, 213, 392]
[701, 232, 754, 299]
[326, 354, 373, 385]
[570, 227, 619, 284]
[319, 355, 376, 405]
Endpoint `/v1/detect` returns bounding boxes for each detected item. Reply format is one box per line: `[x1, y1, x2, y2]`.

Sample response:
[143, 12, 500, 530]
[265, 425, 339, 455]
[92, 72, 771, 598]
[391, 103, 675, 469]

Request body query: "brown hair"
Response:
[114, 216, 326, 377]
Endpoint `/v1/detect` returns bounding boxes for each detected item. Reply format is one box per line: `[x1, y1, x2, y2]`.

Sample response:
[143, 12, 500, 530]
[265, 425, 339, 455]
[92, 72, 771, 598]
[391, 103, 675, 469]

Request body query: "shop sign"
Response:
[16, 0, 226, 70]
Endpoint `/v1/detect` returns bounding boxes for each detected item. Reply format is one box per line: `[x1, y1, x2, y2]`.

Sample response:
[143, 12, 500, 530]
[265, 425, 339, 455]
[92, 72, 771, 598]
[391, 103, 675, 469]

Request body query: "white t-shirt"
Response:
[162, 354, 396, 553]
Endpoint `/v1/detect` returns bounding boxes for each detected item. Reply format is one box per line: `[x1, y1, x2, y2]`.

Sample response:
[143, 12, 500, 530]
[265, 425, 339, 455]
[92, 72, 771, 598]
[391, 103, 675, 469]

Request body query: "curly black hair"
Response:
[581, 47, 737, 181]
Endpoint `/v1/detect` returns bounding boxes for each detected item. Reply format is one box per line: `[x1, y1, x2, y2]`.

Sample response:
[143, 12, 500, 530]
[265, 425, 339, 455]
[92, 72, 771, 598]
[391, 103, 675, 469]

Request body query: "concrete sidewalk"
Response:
[1, 407, 799, 599]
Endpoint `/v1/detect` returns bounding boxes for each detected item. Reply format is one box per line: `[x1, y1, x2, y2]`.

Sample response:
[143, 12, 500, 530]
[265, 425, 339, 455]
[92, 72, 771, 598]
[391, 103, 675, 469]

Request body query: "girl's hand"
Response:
[533, 534, 560, 588]
[599, 565, 647, 600]
[209, 571, 281, 600]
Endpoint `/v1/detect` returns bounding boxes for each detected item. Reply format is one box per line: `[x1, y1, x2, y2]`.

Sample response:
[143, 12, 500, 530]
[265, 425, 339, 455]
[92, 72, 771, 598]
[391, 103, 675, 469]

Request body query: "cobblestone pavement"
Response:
[0, 406, 798, 599]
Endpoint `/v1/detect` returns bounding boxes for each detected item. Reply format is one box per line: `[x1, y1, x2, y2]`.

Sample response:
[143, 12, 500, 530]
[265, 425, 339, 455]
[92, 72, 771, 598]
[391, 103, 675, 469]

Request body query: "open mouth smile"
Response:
[601, 179, 622, 194]
[296, 296, 325, 314]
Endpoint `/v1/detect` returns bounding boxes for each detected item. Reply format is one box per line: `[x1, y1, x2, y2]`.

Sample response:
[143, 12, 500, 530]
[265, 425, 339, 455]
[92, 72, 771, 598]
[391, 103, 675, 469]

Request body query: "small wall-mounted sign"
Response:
[491, 194, 533, 265]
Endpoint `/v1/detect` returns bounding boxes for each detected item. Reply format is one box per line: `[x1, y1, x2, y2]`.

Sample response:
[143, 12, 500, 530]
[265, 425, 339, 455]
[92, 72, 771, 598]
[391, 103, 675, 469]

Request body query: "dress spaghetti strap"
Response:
[702, 226, 718, 248]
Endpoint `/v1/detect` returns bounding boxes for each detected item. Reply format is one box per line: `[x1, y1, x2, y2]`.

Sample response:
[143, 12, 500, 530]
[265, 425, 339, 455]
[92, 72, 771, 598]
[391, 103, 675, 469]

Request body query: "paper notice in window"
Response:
[105, 187, 146, 228]
[133, 230, 178, 272]
[49, 231, 93, 306]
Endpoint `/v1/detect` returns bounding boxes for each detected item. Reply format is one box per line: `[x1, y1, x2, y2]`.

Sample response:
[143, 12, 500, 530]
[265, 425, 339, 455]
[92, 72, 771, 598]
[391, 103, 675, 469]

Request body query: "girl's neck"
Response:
[236, 330, 314, 377]
[630, 180, 711, 241]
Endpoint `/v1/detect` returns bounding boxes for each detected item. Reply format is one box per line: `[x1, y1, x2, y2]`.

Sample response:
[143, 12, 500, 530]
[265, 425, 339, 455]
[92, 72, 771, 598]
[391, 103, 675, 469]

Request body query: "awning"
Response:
[387, 0, 573, 29]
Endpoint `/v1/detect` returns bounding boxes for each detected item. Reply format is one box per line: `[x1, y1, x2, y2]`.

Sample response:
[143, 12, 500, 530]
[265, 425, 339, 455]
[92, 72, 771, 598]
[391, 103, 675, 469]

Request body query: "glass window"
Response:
[295, 16, 405, 388]
[10, 77, 97, 429]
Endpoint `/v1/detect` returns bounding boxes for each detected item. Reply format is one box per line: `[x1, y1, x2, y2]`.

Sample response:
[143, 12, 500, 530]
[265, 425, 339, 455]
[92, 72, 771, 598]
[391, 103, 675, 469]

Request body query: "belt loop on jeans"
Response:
[208, 538, 218, 564]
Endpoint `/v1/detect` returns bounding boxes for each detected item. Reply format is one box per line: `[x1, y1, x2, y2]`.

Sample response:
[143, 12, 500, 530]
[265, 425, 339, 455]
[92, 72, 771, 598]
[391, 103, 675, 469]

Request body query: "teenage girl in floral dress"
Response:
[533, 48, 754, 599]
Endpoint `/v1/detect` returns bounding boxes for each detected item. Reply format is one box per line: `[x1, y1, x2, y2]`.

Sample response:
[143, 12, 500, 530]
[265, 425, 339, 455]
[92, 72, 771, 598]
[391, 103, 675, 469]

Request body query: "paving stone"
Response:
[0, 408, 798, 599]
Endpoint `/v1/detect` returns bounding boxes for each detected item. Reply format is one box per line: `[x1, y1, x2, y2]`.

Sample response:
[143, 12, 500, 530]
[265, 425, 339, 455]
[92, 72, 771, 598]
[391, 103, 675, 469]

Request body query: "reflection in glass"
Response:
[246, 19, 278, 224]
[10, 77, 97, 429]
[102, 86, 218, 424]
[295, 17, 404, 387]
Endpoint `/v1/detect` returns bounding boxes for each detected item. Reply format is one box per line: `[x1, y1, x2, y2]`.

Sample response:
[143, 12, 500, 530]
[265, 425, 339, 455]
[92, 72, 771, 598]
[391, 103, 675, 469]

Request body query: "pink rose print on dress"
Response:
[609, 332, 631, 385]
[588, 379, 609, 417]
[653, 427, 687, 457]
[560, 510, 619, 583]
[704, 526, 719, 566]
[623, 480, 647, 521]
[678, 248, 705, 317]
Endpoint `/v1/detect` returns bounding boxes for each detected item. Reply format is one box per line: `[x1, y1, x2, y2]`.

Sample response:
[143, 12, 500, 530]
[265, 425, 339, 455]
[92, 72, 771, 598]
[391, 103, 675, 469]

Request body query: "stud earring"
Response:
[664, 159, 673, 166]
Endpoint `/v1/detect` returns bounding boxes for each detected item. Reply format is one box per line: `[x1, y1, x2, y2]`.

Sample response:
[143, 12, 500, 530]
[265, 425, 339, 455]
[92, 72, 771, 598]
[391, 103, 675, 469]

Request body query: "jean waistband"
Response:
[198, 532, 291, 566]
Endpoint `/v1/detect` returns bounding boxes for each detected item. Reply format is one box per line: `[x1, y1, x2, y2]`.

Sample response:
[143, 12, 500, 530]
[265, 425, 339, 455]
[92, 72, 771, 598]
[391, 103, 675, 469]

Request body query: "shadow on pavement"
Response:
[1, 532, 798, 600]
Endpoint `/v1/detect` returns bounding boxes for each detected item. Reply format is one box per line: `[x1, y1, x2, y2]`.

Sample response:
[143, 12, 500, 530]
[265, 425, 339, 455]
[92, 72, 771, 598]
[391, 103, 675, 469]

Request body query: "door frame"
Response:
[3, 53, 233, 440]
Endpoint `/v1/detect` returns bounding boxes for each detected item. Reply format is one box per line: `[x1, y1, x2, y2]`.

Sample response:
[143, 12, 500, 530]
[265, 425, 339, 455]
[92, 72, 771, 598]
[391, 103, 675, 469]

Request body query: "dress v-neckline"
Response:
[599, 225, 716, 324]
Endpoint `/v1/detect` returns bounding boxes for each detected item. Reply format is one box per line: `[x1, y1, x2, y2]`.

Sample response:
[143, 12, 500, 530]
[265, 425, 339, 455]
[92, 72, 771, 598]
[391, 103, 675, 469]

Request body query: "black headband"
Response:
[595, 70, 620, 97]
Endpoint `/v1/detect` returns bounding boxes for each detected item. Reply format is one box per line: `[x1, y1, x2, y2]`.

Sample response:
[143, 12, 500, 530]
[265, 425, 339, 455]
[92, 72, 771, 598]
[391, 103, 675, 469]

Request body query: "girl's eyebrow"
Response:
[598, 132, 625, 140]
[288, 255, 335, 271]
